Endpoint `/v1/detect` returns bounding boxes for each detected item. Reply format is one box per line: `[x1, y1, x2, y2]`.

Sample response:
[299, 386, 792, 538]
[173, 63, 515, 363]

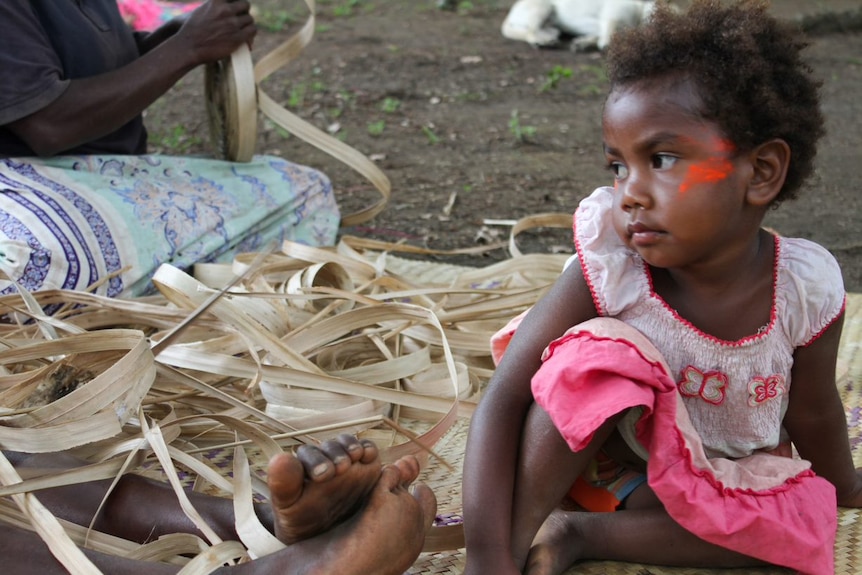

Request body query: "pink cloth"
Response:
[117, 0, 199, 31]
[494, 317, 837, 575]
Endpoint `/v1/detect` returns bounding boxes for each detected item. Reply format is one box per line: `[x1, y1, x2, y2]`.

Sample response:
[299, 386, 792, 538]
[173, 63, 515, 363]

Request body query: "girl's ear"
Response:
[746, 139, 791, 206]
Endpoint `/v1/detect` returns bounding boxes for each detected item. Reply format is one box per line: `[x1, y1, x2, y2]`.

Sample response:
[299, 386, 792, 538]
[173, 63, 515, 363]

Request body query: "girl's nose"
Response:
[619, 172, 652, 211]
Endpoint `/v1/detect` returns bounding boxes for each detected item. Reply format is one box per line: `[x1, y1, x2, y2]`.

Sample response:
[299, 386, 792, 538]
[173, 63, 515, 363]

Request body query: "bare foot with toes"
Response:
[263, 438, 436, 575]
[267, 434, 383, 544]
[315, 453, 437, 575]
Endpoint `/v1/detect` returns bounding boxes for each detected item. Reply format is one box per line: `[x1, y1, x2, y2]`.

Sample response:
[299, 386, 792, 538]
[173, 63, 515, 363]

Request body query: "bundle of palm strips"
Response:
[0, 235, 570, 574]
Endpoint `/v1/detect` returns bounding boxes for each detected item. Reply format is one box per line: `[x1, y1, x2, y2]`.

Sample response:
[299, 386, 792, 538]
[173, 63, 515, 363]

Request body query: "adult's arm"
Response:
[461, 262, 597, 574]
[6, 0, 256, 157]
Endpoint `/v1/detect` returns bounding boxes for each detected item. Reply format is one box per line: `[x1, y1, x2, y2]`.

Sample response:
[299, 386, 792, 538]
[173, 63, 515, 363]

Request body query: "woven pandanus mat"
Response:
[0, 241, 857, 574]
[409, 292, 862, 575]
[0, 239, 566, 573]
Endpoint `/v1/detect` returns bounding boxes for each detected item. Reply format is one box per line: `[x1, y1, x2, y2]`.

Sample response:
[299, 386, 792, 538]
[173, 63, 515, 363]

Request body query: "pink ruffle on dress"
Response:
[494, 316, 837, 575]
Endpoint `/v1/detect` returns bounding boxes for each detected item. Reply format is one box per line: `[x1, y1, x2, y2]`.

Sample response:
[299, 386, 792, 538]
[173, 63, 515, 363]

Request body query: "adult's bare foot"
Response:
[524, 509, 586, 575]
[307, 454, 437, 575]
[267, 434, 382, 544]
[237, 451, 436, 575]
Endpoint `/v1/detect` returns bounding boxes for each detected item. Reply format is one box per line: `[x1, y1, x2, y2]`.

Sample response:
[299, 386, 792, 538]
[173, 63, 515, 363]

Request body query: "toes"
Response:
[378, 457, 425, 494]
[392, 455, 421, 486]
[295, 443, 338, 482]
[356, 438, 379, 464]
[334, 433, 377, 465]
[334, 433, 365, 461]
[411, 483, 437, 531]
[267, 452, 305, 507]
[294, 436, 380, 482]
[318, 438, 353, 474]
[377, 463, 403, 492]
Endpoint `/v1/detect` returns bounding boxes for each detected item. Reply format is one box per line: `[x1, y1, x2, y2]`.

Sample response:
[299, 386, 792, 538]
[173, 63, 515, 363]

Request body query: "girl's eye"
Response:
[608, 162, 629, 180]
[651, 154, 677, 170]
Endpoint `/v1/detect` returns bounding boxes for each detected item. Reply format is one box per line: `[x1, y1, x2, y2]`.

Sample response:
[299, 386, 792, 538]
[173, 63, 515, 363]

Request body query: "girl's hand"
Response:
[837, 469, 862, 508]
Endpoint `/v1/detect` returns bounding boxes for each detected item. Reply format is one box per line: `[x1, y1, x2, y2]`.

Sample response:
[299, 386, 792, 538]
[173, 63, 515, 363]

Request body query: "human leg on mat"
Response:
[503, 405, 765, 575]
[2, 435, 436, 575]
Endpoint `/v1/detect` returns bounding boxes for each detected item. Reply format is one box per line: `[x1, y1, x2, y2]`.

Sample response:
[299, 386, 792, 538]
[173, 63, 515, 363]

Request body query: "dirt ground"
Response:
[146, 0, 862, 292]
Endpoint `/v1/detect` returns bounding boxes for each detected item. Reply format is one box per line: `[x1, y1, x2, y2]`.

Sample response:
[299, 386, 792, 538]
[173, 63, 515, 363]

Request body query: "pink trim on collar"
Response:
[641, 233, 780, 347]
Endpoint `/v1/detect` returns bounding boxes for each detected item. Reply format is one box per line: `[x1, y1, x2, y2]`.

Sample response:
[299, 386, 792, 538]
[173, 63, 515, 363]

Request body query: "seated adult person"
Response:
[0, 0, 340, 297]
[2, 435, 437, 574]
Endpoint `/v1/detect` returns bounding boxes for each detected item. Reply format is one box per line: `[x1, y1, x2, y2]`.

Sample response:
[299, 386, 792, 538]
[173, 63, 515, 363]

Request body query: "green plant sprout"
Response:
[367, 120, 386, 136]
[540, 65, 573, 92]
[380, 97, 401, 113]
[422, 125, 440, 144]
[508, 109, 536, 142]
[287, 84, 307, 108]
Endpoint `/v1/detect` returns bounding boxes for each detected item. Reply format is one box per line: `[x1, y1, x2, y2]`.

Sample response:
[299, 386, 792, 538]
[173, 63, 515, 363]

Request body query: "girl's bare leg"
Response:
[508, 402, 624, 570]
[524, 485, 765, 575]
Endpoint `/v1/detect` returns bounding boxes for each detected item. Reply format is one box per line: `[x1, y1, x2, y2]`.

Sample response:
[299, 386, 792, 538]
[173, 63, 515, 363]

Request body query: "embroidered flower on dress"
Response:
[747, 375, 786, 407]
[678, 366, 728, 405]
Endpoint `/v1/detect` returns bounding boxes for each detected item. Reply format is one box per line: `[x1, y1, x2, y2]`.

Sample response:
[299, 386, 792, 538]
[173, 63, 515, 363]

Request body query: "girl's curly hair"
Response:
[605, 0, 824, 202]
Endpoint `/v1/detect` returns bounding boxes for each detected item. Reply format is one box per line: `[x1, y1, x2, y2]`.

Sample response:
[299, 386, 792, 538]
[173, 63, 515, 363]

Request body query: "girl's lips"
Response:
[627, 222, 664, 246]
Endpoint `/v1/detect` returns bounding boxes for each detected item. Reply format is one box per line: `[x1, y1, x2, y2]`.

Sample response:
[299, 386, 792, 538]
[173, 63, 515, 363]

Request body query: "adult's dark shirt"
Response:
[0, 0, 147, 158]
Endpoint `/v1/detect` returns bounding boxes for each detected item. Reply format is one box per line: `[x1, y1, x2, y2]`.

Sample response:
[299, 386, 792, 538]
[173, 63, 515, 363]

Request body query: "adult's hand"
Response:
[138, 0, 257, 59]
[172, 0, 257, 67]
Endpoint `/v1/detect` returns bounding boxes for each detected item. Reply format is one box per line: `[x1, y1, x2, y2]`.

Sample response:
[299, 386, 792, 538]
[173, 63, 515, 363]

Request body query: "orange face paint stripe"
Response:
[679, 157, 733, 193]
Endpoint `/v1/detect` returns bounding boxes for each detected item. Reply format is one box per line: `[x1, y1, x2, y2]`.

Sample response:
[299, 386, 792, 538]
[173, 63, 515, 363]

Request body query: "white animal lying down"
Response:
[502, 0, 659, 51]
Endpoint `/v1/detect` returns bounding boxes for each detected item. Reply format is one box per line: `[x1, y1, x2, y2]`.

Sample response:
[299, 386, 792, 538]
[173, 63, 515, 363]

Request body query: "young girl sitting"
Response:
[462, 2, 862, 574]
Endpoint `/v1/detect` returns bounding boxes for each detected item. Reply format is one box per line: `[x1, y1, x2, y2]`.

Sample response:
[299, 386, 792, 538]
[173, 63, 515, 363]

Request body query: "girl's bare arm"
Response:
[784, 312, 862, 507]
[462, 262, 598, 573]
